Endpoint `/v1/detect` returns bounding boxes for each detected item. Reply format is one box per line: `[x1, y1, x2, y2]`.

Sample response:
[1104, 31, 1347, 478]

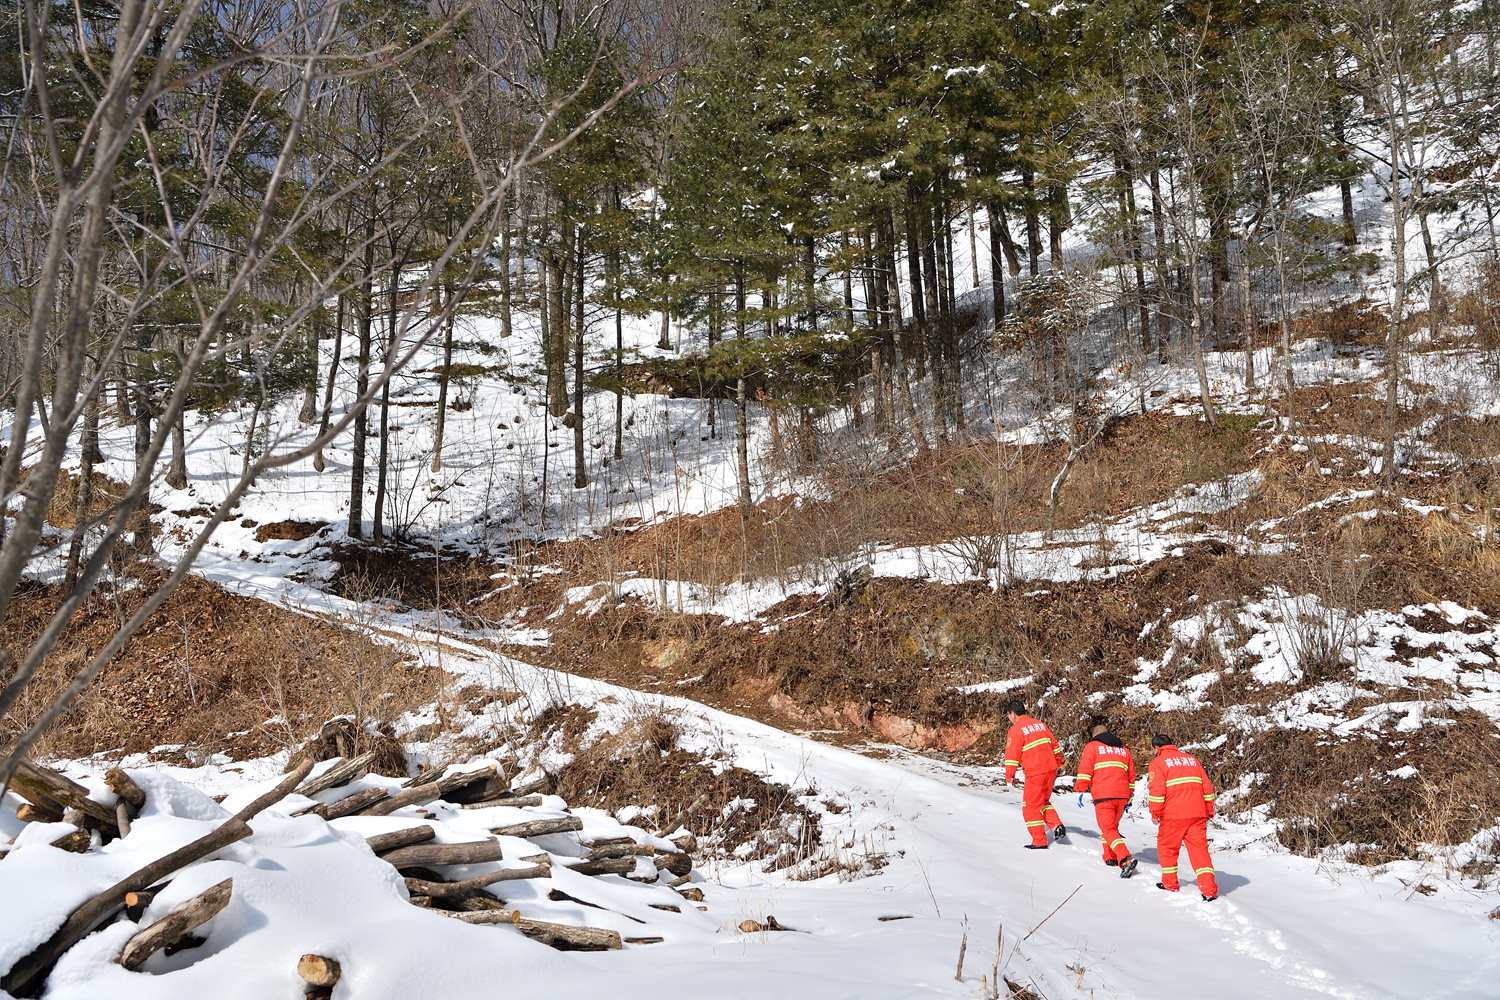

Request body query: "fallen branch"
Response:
[104, 769, 146, 810]
[568, 856, 636, 877]
[1021, 885, 1082, 942]
[49, 829, 90, 853]
[117, 878, 233, 971]
[489, 816, 582, 839]
[366, 825, 435, 854]
[461, 795, 542, 810]
[294, 754, 374, 798]
[11, 761, 118, 834]
[654, 794, 708, 838]
[358, 782, 439, 817]
[1, 819, 252, 996]
[436, 909, 623, 950]
[297, 786, 388, 820]
[403, 862, 551, 898]
[14, 802, 62, 824]
[380, 839, 506, 869]
[230, 760, 315, 824]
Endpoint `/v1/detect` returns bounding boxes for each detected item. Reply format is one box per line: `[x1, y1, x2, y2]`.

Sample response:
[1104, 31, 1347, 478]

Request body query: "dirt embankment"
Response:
[4, 574, 441, 763]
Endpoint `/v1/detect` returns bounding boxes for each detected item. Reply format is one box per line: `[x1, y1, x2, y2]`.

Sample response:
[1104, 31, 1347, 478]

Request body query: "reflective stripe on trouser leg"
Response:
[1157, 818, 1187, 890]
[1181, 817, 1218, 896]
[1094, 801, 1129, 862]
[1022, 770, 1058, 846]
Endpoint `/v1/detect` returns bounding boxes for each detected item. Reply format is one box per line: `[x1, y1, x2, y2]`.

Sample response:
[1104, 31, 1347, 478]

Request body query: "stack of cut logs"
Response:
[1, 755, 708, 999]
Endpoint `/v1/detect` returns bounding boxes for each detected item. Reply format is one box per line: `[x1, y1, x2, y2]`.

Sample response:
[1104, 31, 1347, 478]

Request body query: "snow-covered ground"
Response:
[6, 639, 1495, 1000]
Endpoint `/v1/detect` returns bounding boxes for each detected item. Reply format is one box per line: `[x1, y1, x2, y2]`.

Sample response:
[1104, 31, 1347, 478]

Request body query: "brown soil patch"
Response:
[4, 574, 442, 763]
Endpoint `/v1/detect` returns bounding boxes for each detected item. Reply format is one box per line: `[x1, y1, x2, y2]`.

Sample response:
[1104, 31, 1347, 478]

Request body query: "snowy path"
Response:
[401, 643, 1500, 1000]
[673, 701, 1499, 1000]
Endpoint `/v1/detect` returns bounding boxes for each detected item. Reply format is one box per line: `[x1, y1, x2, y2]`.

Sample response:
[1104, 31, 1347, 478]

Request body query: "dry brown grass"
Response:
[3, 574, 442, 764]
[531, 703, 823, 868]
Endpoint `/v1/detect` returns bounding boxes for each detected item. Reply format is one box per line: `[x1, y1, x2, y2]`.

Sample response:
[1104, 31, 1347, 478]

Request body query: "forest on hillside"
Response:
[3, 0, 1499, 781]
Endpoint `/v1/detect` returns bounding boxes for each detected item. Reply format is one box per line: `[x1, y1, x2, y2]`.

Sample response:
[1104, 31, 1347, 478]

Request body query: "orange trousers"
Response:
[1023, 770, 1060, 846]
[1093, 800, 1131, 863]
[1157, 816, 1218, 896]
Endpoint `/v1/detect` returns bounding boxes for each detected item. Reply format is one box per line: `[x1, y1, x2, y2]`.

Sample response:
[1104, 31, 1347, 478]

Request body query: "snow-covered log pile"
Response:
[0, 753, 705, 998]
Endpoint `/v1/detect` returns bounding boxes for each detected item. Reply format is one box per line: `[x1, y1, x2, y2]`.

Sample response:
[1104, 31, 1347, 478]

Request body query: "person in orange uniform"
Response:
[1003, 700, 1067, 849]
[1147, 734, 1219, 901]
[1074, 716, 1138, 879]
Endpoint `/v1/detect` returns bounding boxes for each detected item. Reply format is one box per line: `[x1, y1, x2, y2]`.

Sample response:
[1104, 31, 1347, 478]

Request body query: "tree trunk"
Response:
[573, 228, 588, 490]
[299, 302, 319, 423]
[734, 262, 753, 516]
[1022, 167, 1041, 276]
[431, 281, 455, 473]
[373, 262, 401, 543]
[499, 214, 513, 338]
[988, 202, 1006, 333]
[312, 292, 345, 473]
[1149, 170, 1171, 363]
[350, 219, 376, 539]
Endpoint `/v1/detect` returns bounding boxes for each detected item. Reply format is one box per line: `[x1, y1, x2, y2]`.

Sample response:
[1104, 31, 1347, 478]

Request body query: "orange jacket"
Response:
[1003, 715, 1063, 782]
[1147, 745, 1216, 821]
[1075, 733, 1135, 802]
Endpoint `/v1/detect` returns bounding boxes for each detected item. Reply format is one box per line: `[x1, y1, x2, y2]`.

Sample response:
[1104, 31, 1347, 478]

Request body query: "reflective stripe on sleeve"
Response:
[1021, 738, 1052, 752]
[1164, 776, 1202, 786]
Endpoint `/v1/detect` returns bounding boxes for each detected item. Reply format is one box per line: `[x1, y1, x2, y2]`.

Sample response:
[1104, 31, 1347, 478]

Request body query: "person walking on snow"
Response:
[1147, 734, 1219, 901]
[1074, 716, 1138, 879]
[1003, 700, 1067, 849]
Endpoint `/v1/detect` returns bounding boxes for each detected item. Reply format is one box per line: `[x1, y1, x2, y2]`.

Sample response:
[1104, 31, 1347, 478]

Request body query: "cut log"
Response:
[61, 807, 87, 828]
[408, 895, 432, 908]
[654, 794, 708, 838]
[11, 761, 118, 834]
[365, 825, 435, 854]
[583, 840, 647, 860]
[568, 856, 636, 877]
[403, 863, 551, 899]
[625, 936, 665, 945]
[124, 891, 155, 922]
[294, 753, 375, 798]
[440, 768, 504, 804]
[117, 878, 233, 971]
[380, 839, 506, 869]
[456, 894, 510, 912]
[489, 816, 582, 839]
[104, 769, 146, 811]
[297, 954, 341, 988]
[667, 874, 692, 889]
[115, 802, 132, 838]
[404, 763, 499, 794]
[460, 795, 542, 810]
[49, 829, 91, 853]
[670, 832, 697, 853]
[675, 886, 704, 902]
[582, 835, 635, 850]
[230, 760, 315, 824]
[508, 776, 549, 797]
[654, 851, 692, 877]
[1, 819, 251, 997]
[648, 903, 680, 913]
[15, 802, 63, 824]
[357, 782, 439, 817]
[296, 786, 387, 820]
[436, 909, 623, 950]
